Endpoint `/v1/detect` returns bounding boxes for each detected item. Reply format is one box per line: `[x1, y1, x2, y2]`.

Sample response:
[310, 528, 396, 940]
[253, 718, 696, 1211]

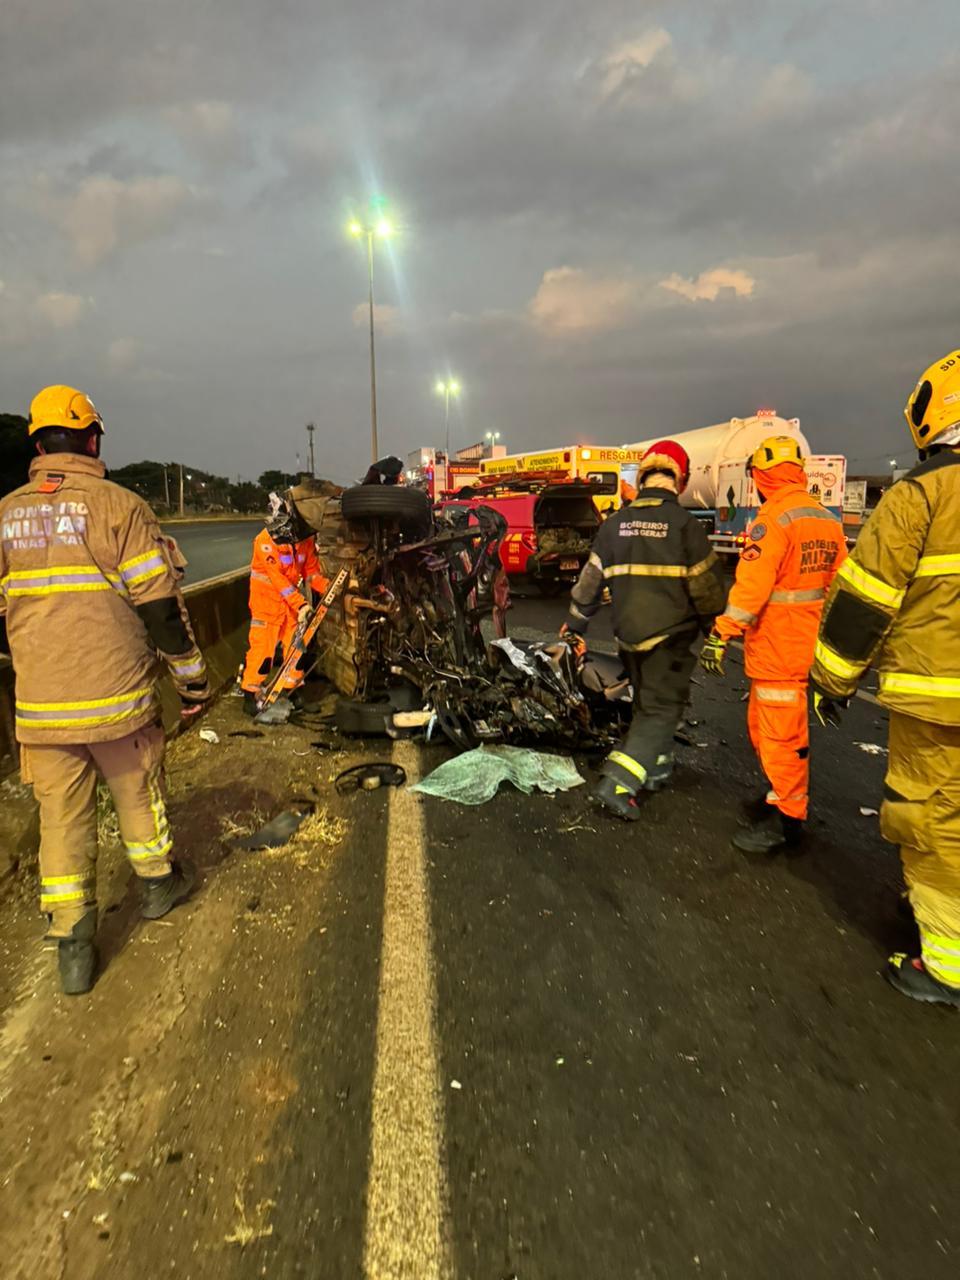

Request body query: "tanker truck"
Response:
[625, 409, 846, 559]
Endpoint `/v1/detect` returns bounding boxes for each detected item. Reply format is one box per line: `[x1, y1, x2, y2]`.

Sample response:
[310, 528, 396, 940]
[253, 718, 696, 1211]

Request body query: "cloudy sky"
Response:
[1, 0, 958, 482]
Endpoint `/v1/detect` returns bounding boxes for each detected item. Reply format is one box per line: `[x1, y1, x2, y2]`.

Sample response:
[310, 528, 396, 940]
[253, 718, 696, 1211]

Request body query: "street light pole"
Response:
[435, 378, 461, 464]
[349, 208, 393, 464]
[178, 463, 184, 518]
[306, 423, 316, 478]
[366, 231, 378, 463]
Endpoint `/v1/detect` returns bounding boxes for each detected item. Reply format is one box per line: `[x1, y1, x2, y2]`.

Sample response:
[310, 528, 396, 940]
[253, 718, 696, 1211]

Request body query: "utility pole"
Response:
[306, 423, 316, 478]
[366, 231, 378, 463]
[163, 464, 171, 511]
[435, 380, 461, 466]
[178, 463, 185, 518]
[348, 206, 393, 463]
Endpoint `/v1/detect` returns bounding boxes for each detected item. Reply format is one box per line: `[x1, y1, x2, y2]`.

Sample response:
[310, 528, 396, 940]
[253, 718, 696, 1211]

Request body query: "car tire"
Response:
[333, 684, 424, 736]
[340, 485, 432, 527]
[334, 697, 393, 736]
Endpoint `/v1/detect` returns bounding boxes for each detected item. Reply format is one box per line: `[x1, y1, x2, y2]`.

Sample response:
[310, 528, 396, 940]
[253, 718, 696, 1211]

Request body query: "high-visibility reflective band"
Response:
[603, 563, 689, 579]
[837, 559, 905, 609]
[126, 834, 173, 861]
[813, 638, 862, 681]
[722, 604, 757, 625]
[169, 651, 205, 680]
[126, 771, 173, 862]
[915, 553, 960, 578]
[607, 750, 647, 782]
[777, 507, 841, 526]
[119, 550, 167, 587]
[250, 570, 272, 584]
[2, 564, 121, 596]
[689, 551, 719, 577]
[920, 929, 960, 985]
[769, 587, 825, 604]
[16, 686, 156, 729]
[755, 685, 799, 703]
[249, 617, 267, 627]
[919, 928, 960, 958]
[280, 584, 297, 597]
[880, 672, 960, 698]
[40, 874, 96, 907]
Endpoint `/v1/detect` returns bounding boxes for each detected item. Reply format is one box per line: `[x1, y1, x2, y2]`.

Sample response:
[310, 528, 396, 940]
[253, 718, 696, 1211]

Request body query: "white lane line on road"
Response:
[363, 741, 452, 1280]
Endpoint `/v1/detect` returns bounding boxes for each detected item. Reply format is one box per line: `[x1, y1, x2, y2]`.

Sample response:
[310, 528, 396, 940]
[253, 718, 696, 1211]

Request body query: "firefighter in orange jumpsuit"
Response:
[698, 436, 847, 853]
[240, 493, 328, 712]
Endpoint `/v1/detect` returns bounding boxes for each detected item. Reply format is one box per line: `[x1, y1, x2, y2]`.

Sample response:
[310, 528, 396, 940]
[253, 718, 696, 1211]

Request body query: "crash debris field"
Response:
[1, 614, 959, 1280]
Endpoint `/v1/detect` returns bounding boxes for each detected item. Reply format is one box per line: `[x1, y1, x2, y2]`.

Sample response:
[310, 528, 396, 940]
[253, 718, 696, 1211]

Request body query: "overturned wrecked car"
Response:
[288, 479, 631, 750]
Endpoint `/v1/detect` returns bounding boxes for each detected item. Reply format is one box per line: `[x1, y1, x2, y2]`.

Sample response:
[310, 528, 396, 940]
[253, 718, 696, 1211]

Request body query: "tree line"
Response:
[0, 415, 295, 512]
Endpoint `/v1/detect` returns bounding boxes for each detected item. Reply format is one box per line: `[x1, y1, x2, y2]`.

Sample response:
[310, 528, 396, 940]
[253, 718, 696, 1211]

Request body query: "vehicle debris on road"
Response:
[410, 744, 585, 806]
[234, 805, 314, 850]
[334, 762, 407, 794]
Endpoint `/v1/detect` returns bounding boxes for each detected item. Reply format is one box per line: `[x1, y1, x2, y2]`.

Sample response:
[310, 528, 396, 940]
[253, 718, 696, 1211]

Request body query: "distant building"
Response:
[406, 441, 507, 499]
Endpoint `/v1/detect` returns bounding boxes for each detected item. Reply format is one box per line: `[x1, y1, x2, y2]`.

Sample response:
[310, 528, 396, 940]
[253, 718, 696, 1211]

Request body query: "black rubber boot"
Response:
[643, 756, 674, 793]
[732, 812, 805, 855]
[592, 775, 642, 822]
[57, 909, 98, 996]
[140, 861, 196, 920]
[886, 954, 960, 1008]
[242, 692, 259, 717]
[896, 889, 915, 922]
[738, 792, 772, 827]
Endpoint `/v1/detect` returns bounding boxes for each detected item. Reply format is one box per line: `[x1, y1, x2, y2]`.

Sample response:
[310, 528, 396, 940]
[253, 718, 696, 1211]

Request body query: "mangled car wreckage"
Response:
[288, 480, 631, 749]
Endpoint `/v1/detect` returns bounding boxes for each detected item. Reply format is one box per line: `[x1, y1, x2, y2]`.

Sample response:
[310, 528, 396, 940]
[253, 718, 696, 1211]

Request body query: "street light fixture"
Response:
[348, 204, 395, 462]
[485, 431, 501, 446]
[435, 379, 461, 460]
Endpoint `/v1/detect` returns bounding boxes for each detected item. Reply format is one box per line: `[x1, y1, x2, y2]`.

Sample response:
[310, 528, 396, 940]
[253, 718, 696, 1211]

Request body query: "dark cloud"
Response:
[0, 0, 958, 481]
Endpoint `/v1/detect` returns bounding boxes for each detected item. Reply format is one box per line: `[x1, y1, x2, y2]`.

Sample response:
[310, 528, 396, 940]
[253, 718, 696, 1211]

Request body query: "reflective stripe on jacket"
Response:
[0, 454, 200, 744]
[566, 487, 728, 648]
[812, 449, 960, 725]
[714, 482, 847, 681]
[248, 529, 328, 619]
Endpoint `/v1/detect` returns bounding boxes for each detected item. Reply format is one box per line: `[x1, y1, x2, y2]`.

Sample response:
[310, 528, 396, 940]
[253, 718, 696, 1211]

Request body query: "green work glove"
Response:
[812, 684, 848, 728]
[698, 632, 727, 677]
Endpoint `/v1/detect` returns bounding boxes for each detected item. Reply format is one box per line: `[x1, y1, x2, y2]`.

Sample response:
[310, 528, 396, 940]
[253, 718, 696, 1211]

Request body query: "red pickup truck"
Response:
[439, 482, 601, 594]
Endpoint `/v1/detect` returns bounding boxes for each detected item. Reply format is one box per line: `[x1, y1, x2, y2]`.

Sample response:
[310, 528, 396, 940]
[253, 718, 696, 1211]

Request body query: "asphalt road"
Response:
[1, 601, 958, 1279]
[162, 519, 259, 583]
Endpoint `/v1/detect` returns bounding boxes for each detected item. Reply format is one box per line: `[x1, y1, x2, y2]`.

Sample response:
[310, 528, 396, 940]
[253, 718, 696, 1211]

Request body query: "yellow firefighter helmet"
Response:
[904, 350, 960, 449]
[28, 385, 103, 437]
[747, 435, 805, 474]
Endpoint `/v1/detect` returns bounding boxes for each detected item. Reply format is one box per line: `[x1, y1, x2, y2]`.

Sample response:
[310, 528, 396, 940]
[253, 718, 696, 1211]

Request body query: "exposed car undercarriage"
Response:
[291, 480, 631, 750]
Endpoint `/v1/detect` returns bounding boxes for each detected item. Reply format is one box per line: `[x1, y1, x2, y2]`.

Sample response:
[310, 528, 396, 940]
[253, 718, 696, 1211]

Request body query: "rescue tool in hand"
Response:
[256, 567, 350, 712]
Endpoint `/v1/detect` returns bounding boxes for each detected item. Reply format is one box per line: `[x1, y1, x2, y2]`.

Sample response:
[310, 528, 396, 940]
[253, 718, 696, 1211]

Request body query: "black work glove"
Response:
[811, 681, 849, 728]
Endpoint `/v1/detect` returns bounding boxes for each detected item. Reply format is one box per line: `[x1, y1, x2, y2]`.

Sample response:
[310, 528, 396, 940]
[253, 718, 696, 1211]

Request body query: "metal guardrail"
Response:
[0, 569, 250, 780]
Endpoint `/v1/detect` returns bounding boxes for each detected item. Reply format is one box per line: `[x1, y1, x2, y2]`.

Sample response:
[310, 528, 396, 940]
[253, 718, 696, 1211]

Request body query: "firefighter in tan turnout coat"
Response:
[811, 350, 960, 1007]
[0, 386, 210, 994]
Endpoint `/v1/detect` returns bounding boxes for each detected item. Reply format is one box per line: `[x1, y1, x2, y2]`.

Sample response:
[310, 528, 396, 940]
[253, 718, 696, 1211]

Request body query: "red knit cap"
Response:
[637, 440, 691, 492]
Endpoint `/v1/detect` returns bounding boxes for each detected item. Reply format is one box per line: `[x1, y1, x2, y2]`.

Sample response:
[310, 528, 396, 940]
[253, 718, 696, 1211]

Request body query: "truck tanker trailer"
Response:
[625, 410, 846, 558]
